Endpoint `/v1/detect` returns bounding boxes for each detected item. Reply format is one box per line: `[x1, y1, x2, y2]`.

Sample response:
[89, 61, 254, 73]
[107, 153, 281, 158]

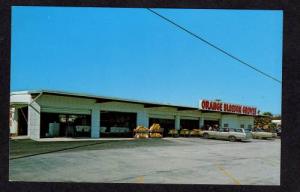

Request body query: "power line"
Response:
[146, 8, 282, 84]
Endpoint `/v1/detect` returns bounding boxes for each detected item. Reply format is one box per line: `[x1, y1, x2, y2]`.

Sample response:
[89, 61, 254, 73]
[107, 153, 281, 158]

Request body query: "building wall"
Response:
[202, 113, 222, 120]
[221, 114, 240, 128]
[10, 92, 255, 139]
[38, 95, 95, 114]
[10, 94, 32, 104]
[221, 114, 254, 129]
[239, 116, 254, 129]
[100, 101, 144, 112]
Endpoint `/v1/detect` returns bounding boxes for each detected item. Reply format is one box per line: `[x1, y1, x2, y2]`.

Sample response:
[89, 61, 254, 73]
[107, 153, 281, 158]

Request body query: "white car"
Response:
[250, 128, 277, 139]
[202, 128, 252, 142]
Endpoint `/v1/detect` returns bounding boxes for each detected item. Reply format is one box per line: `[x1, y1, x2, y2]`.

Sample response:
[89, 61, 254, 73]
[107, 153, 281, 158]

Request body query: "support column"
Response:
[28, 102, 41, 140]
[199, 117, 204, 129]
[91, 107, 100, 138]
[10, 107, 18, 135]
[219, 115, 223, 128]
[175, 115, 180, 130]
[250, 116, 255, 129]
[137, 111, 149, 127]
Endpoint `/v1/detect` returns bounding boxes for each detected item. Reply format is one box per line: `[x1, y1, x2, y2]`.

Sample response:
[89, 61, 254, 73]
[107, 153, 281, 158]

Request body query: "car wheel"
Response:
[229, 136, 236, 142]
[203, 133, 209, 139]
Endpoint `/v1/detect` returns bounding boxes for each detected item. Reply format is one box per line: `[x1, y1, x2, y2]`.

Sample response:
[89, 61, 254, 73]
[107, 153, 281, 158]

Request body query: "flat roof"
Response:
[11, 89, 260, 117]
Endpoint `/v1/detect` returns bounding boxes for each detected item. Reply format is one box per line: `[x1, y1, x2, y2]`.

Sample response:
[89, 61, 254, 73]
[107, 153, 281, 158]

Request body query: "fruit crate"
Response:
[134, 126, 150, 139]
[180, 129, 190, 137]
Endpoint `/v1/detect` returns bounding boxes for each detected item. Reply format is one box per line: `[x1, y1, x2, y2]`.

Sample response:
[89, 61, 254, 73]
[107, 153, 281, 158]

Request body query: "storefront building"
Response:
[9, 90, 257, 140]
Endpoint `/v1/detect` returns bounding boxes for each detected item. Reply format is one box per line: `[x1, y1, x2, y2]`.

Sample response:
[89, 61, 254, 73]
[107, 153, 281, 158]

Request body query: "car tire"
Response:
[203, 133, 209, 139]
[229, 136, 236, 142]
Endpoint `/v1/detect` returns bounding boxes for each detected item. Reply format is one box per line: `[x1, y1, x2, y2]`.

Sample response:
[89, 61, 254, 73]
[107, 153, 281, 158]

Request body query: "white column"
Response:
[28, 102, 41, 140]
[91, 107, 100, 138]
[137, 111, 149, 127]
[219, 115, 223, 128]
[175, 115, 180, 130]
[10, 107, 18, 135]
[199, 117, 204, 129]
[250, 116, 255, 129]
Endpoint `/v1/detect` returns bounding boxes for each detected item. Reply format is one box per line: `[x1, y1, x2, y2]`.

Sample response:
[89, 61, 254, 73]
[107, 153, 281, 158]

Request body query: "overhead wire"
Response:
[146, 8, 282, 84]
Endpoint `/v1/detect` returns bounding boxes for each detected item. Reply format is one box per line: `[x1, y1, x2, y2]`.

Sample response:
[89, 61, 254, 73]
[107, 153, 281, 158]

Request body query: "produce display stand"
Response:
[133, 126, 149, 139]
[189, 129, 202, 137]
[149, 129, 163, 138]
[168, 129, 179, 137]
[180, 129, 190, 137]
[149, 123, 163, 138]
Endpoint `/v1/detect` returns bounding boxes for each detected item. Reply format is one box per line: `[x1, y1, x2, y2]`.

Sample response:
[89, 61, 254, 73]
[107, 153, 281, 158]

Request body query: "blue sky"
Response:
[11, 7, 283, 114]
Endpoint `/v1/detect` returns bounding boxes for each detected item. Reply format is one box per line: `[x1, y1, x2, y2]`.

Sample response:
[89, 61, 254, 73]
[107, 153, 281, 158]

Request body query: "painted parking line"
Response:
[135, 176, 145, 183]
[214, 164, 241, 185]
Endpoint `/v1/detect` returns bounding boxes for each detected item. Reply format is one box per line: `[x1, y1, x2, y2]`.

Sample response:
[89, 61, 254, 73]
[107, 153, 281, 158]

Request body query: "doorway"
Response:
[149, 118, 175, 137]
[17, 107, 28, 136]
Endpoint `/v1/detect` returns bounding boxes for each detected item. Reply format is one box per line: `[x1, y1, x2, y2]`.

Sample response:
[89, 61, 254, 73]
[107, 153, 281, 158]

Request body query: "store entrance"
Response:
[100, 111, 137, 137]
[40, 112, 91, 138]
[203, 120, 220, 130]
[149, 118, 175, 137]
[180, 119, 199, 130]
[17, 107, 28, 136]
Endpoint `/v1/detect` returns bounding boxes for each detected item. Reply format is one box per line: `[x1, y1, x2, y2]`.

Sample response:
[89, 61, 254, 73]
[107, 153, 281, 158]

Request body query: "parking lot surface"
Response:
[10, 138, 280, 185]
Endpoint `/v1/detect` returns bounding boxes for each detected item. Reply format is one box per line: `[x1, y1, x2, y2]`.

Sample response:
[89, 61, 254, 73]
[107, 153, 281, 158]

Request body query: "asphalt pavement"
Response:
[9, 137, 280, 185]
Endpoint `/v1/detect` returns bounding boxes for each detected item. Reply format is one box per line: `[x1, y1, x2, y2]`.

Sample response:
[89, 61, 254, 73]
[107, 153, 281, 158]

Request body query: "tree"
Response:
[262, 112, 273, 117]
[254, 111, 273, 131]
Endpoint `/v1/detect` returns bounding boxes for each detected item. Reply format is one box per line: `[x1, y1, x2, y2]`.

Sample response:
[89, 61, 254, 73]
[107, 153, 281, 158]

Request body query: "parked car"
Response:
[250, 128, 277, 139]
[189, 129, 203, 137]
[202, 128, 252, 142]
[275, 128, 281, 137]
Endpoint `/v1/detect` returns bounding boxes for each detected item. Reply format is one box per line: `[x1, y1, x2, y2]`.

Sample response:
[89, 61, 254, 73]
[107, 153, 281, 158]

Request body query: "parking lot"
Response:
[9, 138, 280, 185]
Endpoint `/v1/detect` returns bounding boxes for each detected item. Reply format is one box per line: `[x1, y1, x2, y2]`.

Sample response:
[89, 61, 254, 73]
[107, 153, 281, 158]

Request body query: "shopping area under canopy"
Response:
[10, 90, 259, 139]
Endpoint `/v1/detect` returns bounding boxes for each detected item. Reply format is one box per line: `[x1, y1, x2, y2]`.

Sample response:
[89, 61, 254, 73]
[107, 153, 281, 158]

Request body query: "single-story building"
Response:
[9, 90, 258, 140]
[271, 119, 281, 128]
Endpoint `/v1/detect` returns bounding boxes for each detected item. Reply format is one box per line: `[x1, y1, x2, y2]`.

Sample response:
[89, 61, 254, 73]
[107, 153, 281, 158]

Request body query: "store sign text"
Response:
[200, 100, 257, 115]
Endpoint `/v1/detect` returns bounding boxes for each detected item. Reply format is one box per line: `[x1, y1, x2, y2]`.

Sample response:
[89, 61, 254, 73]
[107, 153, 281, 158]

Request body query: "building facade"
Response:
[10, 90, 256, 140]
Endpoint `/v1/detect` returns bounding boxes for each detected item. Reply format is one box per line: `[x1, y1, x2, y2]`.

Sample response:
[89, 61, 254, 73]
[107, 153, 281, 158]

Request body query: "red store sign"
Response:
[199, 100, 257, 116]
